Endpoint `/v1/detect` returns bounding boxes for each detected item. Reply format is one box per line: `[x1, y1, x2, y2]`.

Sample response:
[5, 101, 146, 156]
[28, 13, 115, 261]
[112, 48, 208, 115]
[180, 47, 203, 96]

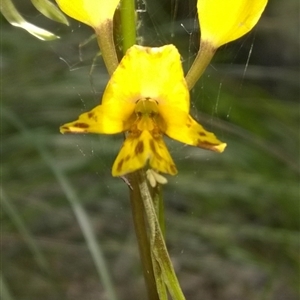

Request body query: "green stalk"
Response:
[119, 2, 160, 299]
[138, 172, 186, 300]
[151, 259, 168, 300]
[120, 0, 137, 52]
[148, 183, 167, 299]
[152, 185, 165, 238]
[185, 40, 216, 90]
[95, 20, 119, 75]
[129, 172, 159, 300]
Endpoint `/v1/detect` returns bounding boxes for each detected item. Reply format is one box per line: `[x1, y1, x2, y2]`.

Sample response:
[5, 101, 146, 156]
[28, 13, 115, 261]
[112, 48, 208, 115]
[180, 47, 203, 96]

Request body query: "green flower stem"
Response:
[120, 0, 137, 52]
[152, 186, 167, 298]
[119, 3, 160, 298]
[129, 172, 159, 300]
[138, 172, 186, 300]
[151, 259, 168, 300]
[185, 40, 216, 90]
[152, 185, 165, 238]
[95, 20, 119, 75]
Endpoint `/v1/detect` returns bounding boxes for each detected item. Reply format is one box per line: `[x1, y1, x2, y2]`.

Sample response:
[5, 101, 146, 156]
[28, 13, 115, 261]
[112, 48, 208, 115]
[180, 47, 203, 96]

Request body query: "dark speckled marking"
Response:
[186, 117, 193, 128]
[124, 154, 131, 162]
[198, 131, 206, 137]
[117, 159, 124, 172]
[197, 140, 218, 149]
[150, 139, 164, 161]
[149, 140, 156, 153]
[135, 141, 144, 155]
[88, 112, 94, 118]
[74, 122, 89, 128]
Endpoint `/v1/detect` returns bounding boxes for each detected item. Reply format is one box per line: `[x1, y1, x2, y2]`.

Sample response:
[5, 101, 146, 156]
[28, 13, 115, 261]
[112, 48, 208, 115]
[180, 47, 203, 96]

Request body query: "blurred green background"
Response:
[2, 0, 299, 299]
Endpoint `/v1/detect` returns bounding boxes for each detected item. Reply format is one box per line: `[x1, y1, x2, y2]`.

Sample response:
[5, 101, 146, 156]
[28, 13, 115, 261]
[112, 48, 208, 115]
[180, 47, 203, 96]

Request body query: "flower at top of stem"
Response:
[198, 0, 268, 48]
[60, 45, 226, 177]
[55, 0, 120, 28]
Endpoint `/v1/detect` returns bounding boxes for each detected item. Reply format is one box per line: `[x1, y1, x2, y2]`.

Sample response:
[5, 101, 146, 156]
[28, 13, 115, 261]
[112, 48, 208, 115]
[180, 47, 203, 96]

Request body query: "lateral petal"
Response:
[60, 103, 130, 134]
[160, 106, 226, 153]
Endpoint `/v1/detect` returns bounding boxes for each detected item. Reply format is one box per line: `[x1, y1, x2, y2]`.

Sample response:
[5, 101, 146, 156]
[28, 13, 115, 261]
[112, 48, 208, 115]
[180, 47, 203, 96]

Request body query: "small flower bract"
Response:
[60, 45, 226, 176]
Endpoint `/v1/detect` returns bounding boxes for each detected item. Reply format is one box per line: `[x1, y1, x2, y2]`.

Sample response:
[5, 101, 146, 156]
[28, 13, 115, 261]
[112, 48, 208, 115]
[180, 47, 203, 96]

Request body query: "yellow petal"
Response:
[112, 130, 177, 177]
[198, 0, 268, 47]
[55, 0, 120, 28]
[160, 106, 226, 153]
[60, 103, 130, 134]
[102, 45, 190, 114]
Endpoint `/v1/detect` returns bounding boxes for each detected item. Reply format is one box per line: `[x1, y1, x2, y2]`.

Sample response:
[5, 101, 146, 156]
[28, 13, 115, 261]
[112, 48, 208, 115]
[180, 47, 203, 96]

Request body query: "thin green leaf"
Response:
[3, 107, 119, 300]
[1, 187, 49, 273]
[0, 273, 15, 300]
[1, 0, 59, 40]
[31, 0, 69, 25]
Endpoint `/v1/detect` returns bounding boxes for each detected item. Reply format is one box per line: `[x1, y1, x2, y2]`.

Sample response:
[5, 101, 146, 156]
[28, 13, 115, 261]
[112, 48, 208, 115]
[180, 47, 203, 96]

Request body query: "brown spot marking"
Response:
[150, 140, 163, 161]
[149, 140, 156, 153]
[74, 122, 89, 128]
[155, 153, 163, 161]
[145, 47, 151, 54]
[117, 159, 124, 172]
[151, 126, 162, 139]
[88, 112, 94, 118]
[135, 141, 144, 155]
[186, 117, 193, 128]
[198, 131, 206, 137]
[197, 139, 218, 150]
[124, 154, 131, 162]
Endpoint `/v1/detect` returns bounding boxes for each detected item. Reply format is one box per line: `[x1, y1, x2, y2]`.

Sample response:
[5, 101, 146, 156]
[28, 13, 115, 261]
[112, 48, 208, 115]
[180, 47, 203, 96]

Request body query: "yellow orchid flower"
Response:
[55, 0, 120, 28]
[198, 0, 268, 48]
[60, 45, 226, 177]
